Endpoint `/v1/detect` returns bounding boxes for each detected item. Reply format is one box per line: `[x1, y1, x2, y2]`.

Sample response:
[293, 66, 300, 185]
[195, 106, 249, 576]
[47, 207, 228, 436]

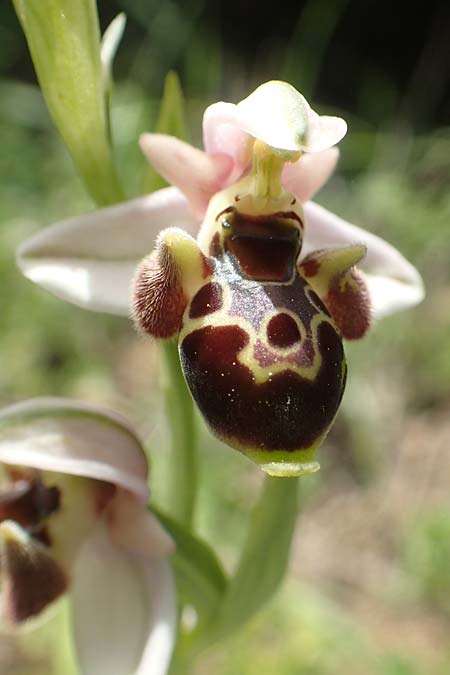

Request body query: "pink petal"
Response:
[17, 187, 197, 315]
[203, 102, 251, 183]
[140, 134, 233, 218]
[303, 202, 425, 317]
[0, 398, 149, 502]
[107, 490, 174, 559]
[282, 148, 339, 202]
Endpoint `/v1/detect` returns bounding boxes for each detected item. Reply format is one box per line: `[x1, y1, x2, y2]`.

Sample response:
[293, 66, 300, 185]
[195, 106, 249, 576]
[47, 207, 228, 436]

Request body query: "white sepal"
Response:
[303, 201, 425, 317]
[17, 187, 197, 315]
[0, 398, 149, 502]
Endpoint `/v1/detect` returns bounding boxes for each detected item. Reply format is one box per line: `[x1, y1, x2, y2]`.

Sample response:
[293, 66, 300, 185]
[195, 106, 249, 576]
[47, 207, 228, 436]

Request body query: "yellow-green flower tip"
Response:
[247, 447, 321, 477]
[258, 460, 320, 477]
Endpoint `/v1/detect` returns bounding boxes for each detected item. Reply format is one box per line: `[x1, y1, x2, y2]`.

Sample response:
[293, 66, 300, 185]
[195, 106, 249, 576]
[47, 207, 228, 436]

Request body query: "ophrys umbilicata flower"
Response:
[17, 81, 424, 477]
[0, 398, 175, 675]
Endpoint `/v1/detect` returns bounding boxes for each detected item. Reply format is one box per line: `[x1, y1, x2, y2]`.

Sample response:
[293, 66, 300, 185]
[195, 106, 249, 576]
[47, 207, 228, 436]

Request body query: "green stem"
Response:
[211, 475, 299, 641]
[162, 339, 198, 527]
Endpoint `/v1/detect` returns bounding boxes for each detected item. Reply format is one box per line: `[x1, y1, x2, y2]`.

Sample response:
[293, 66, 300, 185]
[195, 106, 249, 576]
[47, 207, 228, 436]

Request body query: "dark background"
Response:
[2, 0, 449, 130]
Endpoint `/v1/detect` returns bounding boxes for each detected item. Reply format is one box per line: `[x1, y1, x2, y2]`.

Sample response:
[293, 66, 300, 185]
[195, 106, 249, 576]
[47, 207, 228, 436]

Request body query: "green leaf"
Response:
[143, 71, 188, 192]
[213, 476, 298, 638]
[152, 507, 227, 625]
[13, 0, 124, 205]
[155, 71, 188, 141]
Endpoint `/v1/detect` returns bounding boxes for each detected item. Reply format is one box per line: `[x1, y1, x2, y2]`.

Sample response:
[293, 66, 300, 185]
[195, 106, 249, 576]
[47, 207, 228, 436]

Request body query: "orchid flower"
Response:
[17, 80, 424, 318]
[0, 398, 176, 675]
[17, 81, 424, 476]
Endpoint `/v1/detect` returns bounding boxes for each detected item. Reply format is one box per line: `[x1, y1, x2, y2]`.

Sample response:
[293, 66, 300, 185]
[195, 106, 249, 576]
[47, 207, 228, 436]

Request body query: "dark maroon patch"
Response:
[0, 480, 60, 529]
[228, 237, 296, 282]
[180, 322, 346, 453]
[189, 282, 223, 319]
[220, 208, 301, 282]
[2, 533, 68, 624]
[301, 258, 320, 277]
[267, 313, 301, 348]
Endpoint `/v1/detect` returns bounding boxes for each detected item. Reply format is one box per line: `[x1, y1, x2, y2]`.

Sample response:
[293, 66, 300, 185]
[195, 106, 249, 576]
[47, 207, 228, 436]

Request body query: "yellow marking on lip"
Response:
[238, 311, 334, 384]
[180, 277, 339, 385]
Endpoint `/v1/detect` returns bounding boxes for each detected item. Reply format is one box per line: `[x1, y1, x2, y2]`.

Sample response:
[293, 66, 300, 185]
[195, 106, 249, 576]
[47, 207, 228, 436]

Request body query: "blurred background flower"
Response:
[0, 398, 175, 675]
[0, 0, 449, 673]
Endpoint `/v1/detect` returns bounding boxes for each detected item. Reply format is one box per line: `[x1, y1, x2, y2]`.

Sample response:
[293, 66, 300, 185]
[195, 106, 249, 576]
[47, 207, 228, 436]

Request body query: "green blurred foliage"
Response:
[402, 511, 450, 616]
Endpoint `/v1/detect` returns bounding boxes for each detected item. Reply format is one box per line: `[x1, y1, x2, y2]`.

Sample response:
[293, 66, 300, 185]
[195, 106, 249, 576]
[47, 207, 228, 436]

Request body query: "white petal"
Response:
[236, 81, 347, 152]
[140, 134, 233, 218]
[72, 527, 176, 675]
[134, 558, 177, 675]
[0, 398, 149, 502]
[300, 109, 347, 153]
[282, 148, 339, 202]
[303, 201, 425, 317]
[203, 81, 346, 170]
[17, 187, 197, 315]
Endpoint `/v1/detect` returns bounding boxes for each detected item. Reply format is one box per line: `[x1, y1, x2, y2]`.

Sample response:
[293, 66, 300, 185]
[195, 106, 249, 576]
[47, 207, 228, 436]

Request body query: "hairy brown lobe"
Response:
[326, 270, 371, 340]
[132, 247, 187, 339]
